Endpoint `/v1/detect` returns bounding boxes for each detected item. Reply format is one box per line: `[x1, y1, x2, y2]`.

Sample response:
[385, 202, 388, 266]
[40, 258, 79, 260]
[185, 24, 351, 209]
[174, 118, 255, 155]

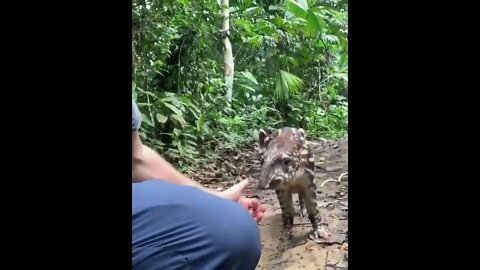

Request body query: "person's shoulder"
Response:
[132, 100, 142, 131]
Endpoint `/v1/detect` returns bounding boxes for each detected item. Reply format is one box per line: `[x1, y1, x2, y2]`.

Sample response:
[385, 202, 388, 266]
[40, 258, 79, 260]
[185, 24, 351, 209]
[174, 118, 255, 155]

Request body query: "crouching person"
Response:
[132, 100, 265, 270]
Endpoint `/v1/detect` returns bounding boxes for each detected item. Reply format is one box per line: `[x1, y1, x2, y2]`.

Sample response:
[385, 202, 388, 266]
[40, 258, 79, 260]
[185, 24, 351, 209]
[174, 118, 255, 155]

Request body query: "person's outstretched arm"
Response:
[131, 100, 246, 199]
[131, 100, 265, 222]
[132, 130, 225, 197]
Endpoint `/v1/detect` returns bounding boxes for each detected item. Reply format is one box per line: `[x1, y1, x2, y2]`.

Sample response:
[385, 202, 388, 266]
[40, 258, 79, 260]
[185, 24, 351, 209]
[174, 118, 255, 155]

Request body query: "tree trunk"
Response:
[222, 0, 234, 103]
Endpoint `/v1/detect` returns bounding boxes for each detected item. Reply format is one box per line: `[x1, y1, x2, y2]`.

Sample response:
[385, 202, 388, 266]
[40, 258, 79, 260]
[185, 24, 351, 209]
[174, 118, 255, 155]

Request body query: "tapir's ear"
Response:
[297, 128, 306, 141]
[259, 128, 273, 149]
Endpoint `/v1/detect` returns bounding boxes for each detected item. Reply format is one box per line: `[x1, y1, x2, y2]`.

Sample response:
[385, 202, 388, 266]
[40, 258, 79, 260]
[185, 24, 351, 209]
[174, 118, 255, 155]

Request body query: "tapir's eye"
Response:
[283, 158, 292, 166]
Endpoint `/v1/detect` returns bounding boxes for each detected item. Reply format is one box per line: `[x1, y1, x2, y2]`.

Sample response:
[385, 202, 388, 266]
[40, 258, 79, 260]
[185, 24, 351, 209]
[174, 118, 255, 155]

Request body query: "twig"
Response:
[308, 139, 327, 147]
[294, 222, 315, 226]
[338, 172, 348, 182]
[195, 176, 222, 181]
[325, 251, 329, 270]
[320, 172, 348, 187]
[321, 178, 339, 187]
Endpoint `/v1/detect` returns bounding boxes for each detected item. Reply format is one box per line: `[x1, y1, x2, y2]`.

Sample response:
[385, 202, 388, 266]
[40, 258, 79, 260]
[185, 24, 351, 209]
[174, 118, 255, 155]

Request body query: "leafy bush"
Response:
[133, 0, 348, 171]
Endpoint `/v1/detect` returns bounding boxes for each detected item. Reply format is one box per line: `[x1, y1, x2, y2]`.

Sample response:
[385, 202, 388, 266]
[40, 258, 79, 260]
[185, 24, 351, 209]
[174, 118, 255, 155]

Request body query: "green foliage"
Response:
[132, 0, 348, 172]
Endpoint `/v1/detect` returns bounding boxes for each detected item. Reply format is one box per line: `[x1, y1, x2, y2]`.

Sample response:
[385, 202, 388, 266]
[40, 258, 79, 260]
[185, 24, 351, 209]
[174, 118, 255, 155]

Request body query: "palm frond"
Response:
[274, 70, 304, 101]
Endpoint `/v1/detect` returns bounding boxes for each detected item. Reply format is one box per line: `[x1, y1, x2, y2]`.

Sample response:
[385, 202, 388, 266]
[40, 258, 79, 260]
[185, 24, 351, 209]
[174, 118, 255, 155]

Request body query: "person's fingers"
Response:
[222, 180, 249, 201]
[247, 199, 267, 219]
[255, 212, 264, 223]
[234, 196, 267, 222]
[248, 198, 265, 211]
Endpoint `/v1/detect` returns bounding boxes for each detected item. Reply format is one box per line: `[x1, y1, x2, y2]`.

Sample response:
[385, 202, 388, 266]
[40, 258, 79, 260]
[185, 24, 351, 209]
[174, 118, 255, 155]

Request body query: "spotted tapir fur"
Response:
[258, 127, 327, 243]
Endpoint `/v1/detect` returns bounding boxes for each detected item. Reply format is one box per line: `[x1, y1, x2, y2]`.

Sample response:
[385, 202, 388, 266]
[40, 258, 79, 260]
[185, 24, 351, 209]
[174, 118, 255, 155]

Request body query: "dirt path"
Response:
[192, 137, 348, 270]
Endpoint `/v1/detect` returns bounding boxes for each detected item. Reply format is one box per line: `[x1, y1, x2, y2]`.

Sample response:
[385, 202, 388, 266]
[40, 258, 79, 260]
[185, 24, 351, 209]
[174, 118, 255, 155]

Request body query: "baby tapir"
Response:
[258, 127, 328, 243]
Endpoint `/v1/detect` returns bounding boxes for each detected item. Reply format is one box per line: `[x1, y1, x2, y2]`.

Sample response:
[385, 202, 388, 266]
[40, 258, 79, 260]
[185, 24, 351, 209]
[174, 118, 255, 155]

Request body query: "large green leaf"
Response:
[339, 35, 348, 50]
[306, 11, 320, 35]
[141, 113, 154, 127]
[297, 0, 309, 10]
[240, 71, 258, 85]
[332, 72, 348, 82]
[136, 87, 157, 99]
[156, 113, 168, 124]
[176, 140, 185, 156]
[160, 96, 183, 106]
[163, 103, 183, 116]
[244, 6, 264, 14]
[239, 84, 256, 92]
[286, 0, 308, 19]
[171, 113, 187, 127]
[173, 128, 181, 137]
[196, 114, 205, 131]
[306, 11, 327, 35]
[269, 5, 283, 11]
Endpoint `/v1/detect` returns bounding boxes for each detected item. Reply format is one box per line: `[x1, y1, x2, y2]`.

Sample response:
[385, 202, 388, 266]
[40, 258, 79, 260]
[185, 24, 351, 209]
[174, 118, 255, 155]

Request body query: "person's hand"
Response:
[238, 196, 266, 223]
[221, 180, 267, 223]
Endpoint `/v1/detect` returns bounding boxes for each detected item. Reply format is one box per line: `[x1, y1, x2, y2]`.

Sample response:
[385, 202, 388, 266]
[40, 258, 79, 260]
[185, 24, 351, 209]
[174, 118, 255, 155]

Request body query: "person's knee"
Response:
[224, 213, 261, 253]
[208, 202, 262, 269]
[226, 220, 262, 267]
[132, 181, 262, 269]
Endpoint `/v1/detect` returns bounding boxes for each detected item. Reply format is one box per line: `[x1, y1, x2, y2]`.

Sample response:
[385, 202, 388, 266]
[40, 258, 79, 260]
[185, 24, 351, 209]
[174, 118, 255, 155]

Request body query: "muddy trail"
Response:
[191, 137, 348, 270]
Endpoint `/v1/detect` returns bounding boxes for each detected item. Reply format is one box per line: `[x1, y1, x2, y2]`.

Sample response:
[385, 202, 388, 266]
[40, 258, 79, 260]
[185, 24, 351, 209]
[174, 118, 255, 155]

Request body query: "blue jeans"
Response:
[132, 180, 262, 270]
